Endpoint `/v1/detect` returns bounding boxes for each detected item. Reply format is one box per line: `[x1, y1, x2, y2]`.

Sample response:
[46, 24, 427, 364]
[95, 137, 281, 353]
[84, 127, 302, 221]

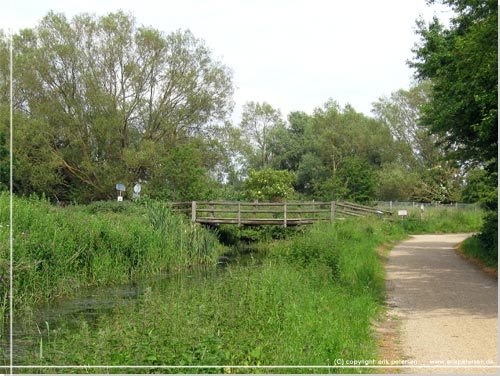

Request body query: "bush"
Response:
[243, 169, 296, 202]
[479, 211, 498, 262]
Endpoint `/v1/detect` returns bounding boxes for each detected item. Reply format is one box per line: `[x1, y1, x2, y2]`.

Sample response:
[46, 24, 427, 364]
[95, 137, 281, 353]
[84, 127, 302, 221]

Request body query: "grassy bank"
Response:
[392, 206, 482, 234]
[460, 235, 498, 271]
[15, 217, 407, 373]
[4, 196, 485, 372]
[0, 194, 223, 310]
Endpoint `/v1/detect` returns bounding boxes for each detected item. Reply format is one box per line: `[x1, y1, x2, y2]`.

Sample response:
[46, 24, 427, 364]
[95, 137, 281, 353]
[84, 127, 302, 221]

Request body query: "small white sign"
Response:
[398, 210, 408, 216]
[117, 196, 123, 202]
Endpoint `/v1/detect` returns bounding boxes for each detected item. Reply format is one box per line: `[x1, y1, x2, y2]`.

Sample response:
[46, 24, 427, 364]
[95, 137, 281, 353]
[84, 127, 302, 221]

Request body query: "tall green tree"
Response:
[239, 101, 286, 170]
[243, 168, 295, 202]
[410, 0, 497, 171]
[372, 83, 464, 202]
[0, 11, 234, 202]
[410, 0, 497, 254]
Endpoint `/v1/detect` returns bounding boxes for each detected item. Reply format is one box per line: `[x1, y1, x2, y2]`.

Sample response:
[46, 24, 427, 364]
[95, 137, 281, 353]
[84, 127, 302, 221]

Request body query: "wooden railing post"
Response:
[209, 201, 214, 218]
[237, 202, 241, 227]
[191, 201, 197, 222]
[330, 201, 336, 222]
[283, 202, 287, 227]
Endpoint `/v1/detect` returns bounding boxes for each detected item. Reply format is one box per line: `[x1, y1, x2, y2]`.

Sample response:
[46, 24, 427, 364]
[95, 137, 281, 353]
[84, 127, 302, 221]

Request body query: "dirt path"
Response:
[385, 234, 498, 374]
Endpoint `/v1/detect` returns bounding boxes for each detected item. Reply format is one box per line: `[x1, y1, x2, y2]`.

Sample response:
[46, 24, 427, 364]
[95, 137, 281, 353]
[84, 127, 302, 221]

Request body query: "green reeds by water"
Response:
[0, 193, 223, 311]
[14, 261, 383, 372]
[12, 217, 408, 372]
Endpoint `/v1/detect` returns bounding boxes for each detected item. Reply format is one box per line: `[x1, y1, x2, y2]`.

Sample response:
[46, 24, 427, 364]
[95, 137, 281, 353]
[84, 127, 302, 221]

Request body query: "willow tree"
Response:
[0, 11, 233, 201]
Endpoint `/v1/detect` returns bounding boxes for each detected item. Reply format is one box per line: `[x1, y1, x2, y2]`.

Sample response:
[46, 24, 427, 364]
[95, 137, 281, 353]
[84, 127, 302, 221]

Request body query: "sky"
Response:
[3, 0, 452, 120]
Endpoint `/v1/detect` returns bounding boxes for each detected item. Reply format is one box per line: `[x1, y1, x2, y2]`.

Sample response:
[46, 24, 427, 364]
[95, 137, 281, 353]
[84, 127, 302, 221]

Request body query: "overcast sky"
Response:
[4, 0, 452, 119]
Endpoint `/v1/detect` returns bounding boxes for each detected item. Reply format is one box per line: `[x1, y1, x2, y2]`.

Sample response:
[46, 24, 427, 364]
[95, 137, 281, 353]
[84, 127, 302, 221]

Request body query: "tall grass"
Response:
[393, 206, 483, 234]
[461, 235, 498, 269]
[14, 217, 408, 373]
[4, 195, 486, 372]
[14, 261, 386, 372]
[0, 193, 222, 310]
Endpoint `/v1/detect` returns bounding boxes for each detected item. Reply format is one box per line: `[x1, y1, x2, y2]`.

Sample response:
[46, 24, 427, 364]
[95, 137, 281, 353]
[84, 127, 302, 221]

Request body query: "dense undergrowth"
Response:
[0, 193, 222, 310]
[1, 194, 486, 372]
[13, 217, 407, 373]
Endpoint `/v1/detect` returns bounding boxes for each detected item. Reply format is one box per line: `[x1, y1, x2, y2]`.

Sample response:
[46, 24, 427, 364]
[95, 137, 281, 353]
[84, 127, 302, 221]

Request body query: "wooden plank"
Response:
[338, 201, 393, 215]
[191, 201, 197, 222]
[283, 202, 287, 227]
[195, 217, 318, 225]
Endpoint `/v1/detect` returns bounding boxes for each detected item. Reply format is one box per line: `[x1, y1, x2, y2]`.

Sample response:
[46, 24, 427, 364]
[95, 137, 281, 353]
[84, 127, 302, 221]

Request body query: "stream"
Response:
[3, 246, 266, 365]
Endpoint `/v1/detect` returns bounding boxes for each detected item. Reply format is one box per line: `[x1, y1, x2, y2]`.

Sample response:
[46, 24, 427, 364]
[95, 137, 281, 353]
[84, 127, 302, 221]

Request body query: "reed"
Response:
[0, 193, 223, 312]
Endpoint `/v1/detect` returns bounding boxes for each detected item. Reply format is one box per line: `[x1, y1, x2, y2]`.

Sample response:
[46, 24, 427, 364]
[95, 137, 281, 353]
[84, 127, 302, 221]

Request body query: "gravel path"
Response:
[385, 234, 498, 374]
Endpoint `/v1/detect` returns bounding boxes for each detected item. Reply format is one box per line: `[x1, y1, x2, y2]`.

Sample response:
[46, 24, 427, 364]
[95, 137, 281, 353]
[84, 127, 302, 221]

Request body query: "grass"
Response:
[2, 195, 486, 372]
[16, 263, 380, 371]
[0, 193, 223, 311]
[460, 235, 498, 271]
[393, 206, 483, 234]
[12, 217, 409, 373]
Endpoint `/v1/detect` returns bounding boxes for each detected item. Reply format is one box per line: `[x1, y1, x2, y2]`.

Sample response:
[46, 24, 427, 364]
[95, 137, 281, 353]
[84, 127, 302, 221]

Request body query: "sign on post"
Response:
[398, 209, 408, 223]
[133, 183, 141, 199]
[116, 183, 126, 201]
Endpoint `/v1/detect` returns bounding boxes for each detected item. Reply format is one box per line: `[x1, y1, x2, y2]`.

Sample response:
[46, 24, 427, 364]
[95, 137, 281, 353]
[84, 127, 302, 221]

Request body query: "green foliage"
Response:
[260, 101, 402, 202]
[8, 198, 486, 370]
[239, 102, 286, 170]
[462, 230, 497, 269]
[147, 143, 212, 202]
[0, 131, 8, 191]
[478, 211, 498, 261]
[274, 218, 404, 297]
[16, 262, 383, 371]
[372, 82, 465, 203]
[376, 164, 420, 201]
[393, 206, 483, 234]
[243, 168, 296, 202]
[15, 217, 408, 371]
[217, 224, 304, 246]
[1, 194, 222, 309]
[410, 0, 497, 264]
[313, 156, 378, 202]
[461, 168, 498, 208]
[0, 11, 233, 203]
[411, 1, 498, 165]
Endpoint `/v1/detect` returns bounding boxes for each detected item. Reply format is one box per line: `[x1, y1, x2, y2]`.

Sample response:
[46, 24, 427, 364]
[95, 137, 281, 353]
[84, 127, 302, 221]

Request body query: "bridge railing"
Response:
[170, 201, 392, 227]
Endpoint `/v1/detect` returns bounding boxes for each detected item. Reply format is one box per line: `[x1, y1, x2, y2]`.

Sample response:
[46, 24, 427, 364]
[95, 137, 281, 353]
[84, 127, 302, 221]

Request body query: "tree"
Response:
[460, 167, 498, 205]
[0, 11, 234, 202]
[372, 82, 438, 168]
[410, 0, 497, 253]
[410, 0, 497, 169]
[239, 102, 286, 170]
[372, 83, 464, 202]
[313, 156, 378, 202]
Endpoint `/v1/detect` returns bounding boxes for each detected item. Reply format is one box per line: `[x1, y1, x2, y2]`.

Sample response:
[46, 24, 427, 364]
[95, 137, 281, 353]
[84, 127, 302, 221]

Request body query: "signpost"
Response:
[133, 183, 141, 199]
[398, 209, 408, 223]
[116, 184, 126, 202]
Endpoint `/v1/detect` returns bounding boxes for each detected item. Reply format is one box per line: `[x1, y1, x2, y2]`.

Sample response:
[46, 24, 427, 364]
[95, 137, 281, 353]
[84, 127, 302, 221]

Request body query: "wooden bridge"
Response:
[170, 201, 393, 227]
